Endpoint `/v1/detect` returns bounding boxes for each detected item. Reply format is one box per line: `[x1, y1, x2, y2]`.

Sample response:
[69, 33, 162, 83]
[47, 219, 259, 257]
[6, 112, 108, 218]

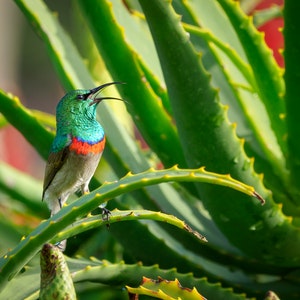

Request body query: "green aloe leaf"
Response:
[175, 1, 288, 205]
[53, 209, 207, 245]
[126, 276, 206, 299]
[0, 90, 53, 160]
[0, 167, 261, 290]
[216, 0, 286, 155]
[138, 0, 300, 266]
[0, 162, 47, 218]
[2, 259, 253, 300]
[284, 0, 300, 200]
[173, 1, 289, 203]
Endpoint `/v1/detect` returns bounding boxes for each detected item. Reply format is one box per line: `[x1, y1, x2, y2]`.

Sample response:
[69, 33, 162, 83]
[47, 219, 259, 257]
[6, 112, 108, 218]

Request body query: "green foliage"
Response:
[0, 0, 298, 299]
[127, 276, 206, 299]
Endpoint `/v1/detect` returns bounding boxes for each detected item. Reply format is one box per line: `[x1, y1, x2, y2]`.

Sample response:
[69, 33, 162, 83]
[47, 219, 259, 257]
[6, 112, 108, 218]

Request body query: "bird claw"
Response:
[102, 207, 111, 221]
[102, 207, 111, 228]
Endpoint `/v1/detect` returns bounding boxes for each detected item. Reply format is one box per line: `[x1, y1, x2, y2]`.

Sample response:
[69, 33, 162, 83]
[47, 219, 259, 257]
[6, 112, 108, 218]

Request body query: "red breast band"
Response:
[69, 137, 106, 155]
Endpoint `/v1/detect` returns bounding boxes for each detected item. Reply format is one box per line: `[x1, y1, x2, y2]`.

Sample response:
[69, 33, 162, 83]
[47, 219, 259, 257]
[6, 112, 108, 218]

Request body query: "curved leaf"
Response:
[0, 166, 261, 289]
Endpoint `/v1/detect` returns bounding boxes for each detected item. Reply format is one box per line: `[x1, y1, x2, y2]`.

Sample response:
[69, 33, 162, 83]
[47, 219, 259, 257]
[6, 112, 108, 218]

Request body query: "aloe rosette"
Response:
[0, 0, 299, 299]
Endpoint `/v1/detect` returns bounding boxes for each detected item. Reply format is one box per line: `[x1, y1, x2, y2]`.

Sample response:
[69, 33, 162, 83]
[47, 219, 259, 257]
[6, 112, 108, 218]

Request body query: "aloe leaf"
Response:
[284, 0, 300, 198]
[106, 190, 250, 278]
[31, 110, 56, 129]
[0, 90, 53, 160]
[137, 56, 172, 115]
[126, 276, 206, 299]
[2, 260, 252, 300]
[179, 3, 289, 203]
[0, 162, 47, 217]
[3, 254, 300, 299]
[14, 0, 92, 90]
[0, 114, 8, 128]
[182, 24, 255, 87]
[0, 214, 26, 256]
[252, 5, 283, 27]
[72, 260, 290, 299]
[199, 36, 290, 209]
[0, 167, 261, 288]
[216, 0, 286, 155]
[52, 209, 207, 245]
[105, 199, 288, 289]
[182, 24, 288, 189]
[109, 211, 300, 298]
[138, 0, 300, 265]
[108, 0, 163, 81]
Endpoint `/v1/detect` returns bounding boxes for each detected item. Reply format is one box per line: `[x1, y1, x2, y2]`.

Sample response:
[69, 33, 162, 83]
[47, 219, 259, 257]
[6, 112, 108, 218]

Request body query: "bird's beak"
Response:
[89, 81, 125, 106]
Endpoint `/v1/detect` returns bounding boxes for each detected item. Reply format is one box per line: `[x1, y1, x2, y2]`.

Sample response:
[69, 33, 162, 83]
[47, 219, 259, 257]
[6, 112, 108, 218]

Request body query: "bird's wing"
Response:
[42, 147, 70, 199]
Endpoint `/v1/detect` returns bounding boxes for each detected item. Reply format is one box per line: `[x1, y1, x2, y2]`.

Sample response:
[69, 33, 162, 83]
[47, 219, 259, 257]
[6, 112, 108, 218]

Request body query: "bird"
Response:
[42, 82, 122, 251]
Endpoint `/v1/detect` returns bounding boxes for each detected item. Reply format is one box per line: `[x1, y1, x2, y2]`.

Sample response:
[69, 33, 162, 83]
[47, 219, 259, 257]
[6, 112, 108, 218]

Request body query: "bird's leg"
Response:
[58, 197, 62, 209]
[81, 183, 90, 195]
[102, 207, 111, 229]
[102, 207, 111, 222]
[52, 197, 67, 252]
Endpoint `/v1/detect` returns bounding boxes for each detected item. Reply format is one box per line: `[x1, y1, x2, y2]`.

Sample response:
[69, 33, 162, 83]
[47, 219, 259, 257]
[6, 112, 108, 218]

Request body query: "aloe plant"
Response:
[0, 0, 298, 299]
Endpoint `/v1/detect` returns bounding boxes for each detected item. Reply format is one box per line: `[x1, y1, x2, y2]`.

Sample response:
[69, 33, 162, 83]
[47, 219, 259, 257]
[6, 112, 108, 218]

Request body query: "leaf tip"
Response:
[253, 191, 265, 205]
[184, 223, 207, 242]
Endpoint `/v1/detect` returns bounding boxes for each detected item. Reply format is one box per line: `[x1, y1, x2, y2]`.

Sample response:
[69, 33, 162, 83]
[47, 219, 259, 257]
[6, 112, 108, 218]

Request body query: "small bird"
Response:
[42, 82, 122, 250]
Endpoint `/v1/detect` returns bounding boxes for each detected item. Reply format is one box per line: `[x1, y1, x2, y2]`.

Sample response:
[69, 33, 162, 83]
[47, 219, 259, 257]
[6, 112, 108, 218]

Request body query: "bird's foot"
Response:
[102, 207, 111, 228]
[102, 207, 111, 221]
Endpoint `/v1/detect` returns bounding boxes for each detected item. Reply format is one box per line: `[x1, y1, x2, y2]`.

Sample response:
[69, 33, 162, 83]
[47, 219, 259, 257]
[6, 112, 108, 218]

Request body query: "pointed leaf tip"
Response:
[184, 223, 208, 242]
[253, 191, 265, 205]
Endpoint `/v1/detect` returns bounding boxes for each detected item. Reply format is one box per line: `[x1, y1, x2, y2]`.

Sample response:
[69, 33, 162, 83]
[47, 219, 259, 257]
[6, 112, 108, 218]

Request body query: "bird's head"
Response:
[56, 82, 123, 124]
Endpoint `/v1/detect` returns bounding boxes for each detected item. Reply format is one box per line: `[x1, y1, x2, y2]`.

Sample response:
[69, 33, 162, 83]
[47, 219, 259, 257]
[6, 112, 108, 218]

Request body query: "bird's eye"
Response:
[77, 94, 85, 100]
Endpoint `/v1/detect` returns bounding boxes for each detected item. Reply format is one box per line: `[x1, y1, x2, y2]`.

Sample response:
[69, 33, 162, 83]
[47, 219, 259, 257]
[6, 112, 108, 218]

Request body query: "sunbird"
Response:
[42, 82, 122, 250]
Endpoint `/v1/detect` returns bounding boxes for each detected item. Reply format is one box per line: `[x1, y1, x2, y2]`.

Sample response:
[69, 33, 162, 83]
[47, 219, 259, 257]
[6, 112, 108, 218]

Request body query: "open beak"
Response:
[88, 81, 125, 106]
